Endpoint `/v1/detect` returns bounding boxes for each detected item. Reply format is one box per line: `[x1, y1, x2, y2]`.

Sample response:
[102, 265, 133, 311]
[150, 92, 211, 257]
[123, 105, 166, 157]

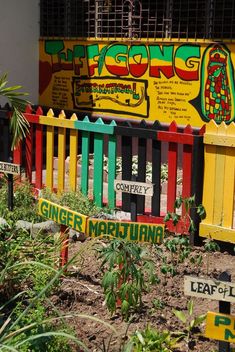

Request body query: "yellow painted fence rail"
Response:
[200, 120, 235, 243]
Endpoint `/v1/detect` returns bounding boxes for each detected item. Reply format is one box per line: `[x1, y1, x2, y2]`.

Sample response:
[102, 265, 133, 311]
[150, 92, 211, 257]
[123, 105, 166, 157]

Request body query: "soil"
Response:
[51, 234, 235, 352]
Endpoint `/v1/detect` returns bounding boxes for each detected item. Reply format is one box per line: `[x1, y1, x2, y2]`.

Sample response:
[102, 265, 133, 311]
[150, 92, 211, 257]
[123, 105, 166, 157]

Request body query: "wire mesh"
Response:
[40, 0, 235, 41]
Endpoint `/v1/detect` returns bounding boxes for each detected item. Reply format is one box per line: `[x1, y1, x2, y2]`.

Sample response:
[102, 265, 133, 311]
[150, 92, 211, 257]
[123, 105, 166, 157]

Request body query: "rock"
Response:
[0, 218, 9, 227]
[69, 228, 86, 242]
[16, 220, 60, 236]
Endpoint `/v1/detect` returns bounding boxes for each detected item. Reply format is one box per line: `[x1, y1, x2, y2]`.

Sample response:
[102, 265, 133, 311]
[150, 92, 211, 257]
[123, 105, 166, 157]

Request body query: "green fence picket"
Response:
[81, 130, 90, 196]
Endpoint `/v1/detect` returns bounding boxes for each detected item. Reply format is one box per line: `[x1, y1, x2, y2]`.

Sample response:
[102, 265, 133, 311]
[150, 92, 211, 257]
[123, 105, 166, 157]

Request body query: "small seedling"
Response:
[173, 298, 206, 351]
[123, 325, 180, 352]
[203, 237, 220, 275]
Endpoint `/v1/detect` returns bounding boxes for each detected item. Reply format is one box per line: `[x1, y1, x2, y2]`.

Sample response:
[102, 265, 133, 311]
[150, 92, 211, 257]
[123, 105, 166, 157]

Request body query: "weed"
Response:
[0, 180, 43, 224]
[41, 188, 107, 217]
[123, 325, 180, 351]
[173, 298, 206, 351]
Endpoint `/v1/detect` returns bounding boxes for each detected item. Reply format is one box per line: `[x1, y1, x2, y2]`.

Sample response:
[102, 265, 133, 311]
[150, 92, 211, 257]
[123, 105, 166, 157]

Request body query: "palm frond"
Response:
[0, 73, 30, 149]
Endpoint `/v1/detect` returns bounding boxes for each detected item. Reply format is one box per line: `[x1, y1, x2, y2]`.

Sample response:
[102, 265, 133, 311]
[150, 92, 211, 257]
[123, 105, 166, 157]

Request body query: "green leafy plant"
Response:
[96, 238, 158, 320]
[173, 299, 206, 351]
[123, 325, 180, 352]
[155, 235, 192, 280]
[0, 180, 43, 224]
[189, 253, 203, 276]
[203, 237, 220, 275]
[164, 195, 206, 236]
[41, 188, 107, 217]
[152, 298, 165, 311]
[0, 73, 30, 149]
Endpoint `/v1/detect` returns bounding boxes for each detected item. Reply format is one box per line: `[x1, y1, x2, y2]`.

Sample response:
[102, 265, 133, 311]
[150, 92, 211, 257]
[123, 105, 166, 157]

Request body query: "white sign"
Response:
[0, 161, 20, 175]
[114, 179, 154, 196]
[184, 275, 235, 303]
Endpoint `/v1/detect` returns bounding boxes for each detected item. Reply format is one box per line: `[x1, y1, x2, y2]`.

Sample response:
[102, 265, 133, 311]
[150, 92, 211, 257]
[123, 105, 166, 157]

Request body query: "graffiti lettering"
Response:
[45, 41, 200, 81]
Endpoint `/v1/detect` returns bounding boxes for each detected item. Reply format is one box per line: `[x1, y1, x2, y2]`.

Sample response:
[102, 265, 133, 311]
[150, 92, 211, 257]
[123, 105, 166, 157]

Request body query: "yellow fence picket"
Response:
[58, 111, 66, 193]
[223, 123, 235, 227]
[200, 121, 235, 243]
[201, 120, 217, 225]
[69, 113, 78, 191]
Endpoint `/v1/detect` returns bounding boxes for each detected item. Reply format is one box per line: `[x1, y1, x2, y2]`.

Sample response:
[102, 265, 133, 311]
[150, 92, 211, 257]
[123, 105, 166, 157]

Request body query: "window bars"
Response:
[40, 0, 235, 41]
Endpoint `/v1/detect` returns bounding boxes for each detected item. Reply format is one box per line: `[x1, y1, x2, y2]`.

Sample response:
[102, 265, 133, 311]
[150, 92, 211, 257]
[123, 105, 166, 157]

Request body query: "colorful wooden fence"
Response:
[12, 105, 117, 208]
[199, 121, 235, 243]
[2, 106, 204, 237]
[115, 120, 205, 235]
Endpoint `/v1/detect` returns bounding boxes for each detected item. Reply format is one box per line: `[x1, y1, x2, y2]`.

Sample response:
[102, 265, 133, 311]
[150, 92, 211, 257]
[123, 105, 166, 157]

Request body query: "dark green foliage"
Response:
[96, 238, 159, 319]
[0, 179, 43, 224]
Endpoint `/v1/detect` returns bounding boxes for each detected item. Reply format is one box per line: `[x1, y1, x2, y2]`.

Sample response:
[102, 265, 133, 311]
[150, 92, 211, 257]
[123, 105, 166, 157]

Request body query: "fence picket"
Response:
[58, 111, 66, 193]
[137, 121, 147, 214]
[25, 124, 33, 182]
[45, 109, 55, 190]
[108, 121, 117, 209]
[151, 121, 161, 216]
[93, 119, 105, 207]
[35, 107, 43, 189]
[202, 121, 218, 225]
[182, 125, 193, 216]
[81, 130, 90, 196]
[69, 113, 78, 191]
[223, 123, 235, 228]
[167, 121, 178, 212]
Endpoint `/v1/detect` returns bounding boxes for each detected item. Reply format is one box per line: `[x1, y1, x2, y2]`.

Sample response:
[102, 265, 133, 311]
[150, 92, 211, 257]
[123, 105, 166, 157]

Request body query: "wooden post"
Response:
[7, 157, 14, 211]
[60, 225, 69, 268]
[130, 175, 137, 222]
[219, 271, 231, 352]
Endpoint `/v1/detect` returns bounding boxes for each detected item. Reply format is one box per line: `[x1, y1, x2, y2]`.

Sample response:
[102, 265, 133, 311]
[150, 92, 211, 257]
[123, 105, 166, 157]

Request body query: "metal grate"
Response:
[40, 0, 235, 40]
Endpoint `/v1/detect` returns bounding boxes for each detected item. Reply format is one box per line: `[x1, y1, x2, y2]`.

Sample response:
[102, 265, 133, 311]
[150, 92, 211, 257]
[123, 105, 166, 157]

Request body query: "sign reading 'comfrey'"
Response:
[114, 179, 154, 196]
[86, 219, 164, 244]
[184, 276, 235, 303]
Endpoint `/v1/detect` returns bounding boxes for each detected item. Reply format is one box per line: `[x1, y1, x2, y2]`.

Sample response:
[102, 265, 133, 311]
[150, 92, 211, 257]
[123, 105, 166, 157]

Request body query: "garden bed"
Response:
[51, 234, 235, 352]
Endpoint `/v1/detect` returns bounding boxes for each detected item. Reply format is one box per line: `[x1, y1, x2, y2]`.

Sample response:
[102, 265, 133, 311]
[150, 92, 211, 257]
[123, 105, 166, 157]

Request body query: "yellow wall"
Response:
[39, 39, 235, 127]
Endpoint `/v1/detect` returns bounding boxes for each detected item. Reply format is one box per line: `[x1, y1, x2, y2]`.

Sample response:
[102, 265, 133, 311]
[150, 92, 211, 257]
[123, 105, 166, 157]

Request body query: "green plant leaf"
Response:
[188, 299, 194, 316]
[173, 309, 187, 323]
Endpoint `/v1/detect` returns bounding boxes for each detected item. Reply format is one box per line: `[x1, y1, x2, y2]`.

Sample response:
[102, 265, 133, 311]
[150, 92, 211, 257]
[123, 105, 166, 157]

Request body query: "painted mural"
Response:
[39, 39, 235, 127]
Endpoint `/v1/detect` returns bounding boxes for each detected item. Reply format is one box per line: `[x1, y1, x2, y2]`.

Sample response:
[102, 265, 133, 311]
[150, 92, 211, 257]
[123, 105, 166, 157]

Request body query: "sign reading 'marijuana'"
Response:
[86, 218, 164, 244]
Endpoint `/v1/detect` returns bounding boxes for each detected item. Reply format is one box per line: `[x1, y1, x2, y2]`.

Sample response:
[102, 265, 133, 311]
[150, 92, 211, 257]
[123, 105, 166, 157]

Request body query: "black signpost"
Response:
[219, 271, 231, 352]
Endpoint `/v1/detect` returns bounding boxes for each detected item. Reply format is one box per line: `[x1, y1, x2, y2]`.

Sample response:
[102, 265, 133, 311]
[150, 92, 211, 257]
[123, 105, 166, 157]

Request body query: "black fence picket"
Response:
[0, 106, 10, 162]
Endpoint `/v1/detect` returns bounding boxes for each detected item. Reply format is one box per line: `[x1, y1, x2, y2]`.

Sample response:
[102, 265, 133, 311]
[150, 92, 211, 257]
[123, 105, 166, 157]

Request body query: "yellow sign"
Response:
[205, 311, 235, 342]
[38, 198, 87, 233]
[86, 218, 164, 244]
[39, 39, 235, 127]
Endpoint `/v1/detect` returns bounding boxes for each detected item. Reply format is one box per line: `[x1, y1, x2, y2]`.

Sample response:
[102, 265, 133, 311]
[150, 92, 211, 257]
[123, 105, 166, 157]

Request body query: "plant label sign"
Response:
[86, 218, 164, 244]
[114, 179, 154, 196]
[0, 161, 20, 175]
[38, 198, 87, 233]
[205, 311, 235, 343]
[184, 275, 235, 303]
